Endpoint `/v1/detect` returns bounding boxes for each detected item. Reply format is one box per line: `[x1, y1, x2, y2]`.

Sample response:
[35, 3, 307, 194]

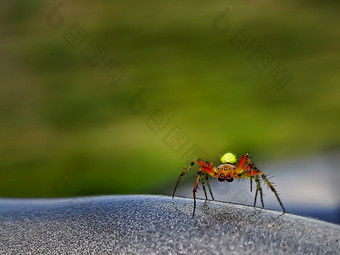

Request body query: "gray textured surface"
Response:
[0, 195, 339, 255]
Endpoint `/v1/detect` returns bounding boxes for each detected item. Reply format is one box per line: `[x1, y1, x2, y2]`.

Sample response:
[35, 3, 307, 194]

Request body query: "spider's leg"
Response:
[235, 153, 248, 173]
[192, 172, 201, 217]
[239, 155, 286, 213]
[201, 176, 208, 200]
[261, 174, 286, 213]
[236, 153, 254, 192]
[254, 175, 264, 208]
[246, 155, 259, 193]
[172, 161, 195, 198]
[205, 174, 215, 200]
[254, 185, 259, 207]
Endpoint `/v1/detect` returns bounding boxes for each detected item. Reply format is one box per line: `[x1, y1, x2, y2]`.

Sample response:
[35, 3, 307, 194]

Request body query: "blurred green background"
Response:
[0, 0, 339, 198]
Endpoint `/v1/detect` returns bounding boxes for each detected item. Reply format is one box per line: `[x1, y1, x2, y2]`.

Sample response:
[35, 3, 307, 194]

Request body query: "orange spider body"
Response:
[172, 153, 285, 217]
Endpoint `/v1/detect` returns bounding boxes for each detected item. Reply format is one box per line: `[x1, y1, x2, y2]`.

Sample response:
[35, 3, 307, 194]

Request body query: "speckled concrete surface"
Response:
[0, 195, 339, 254]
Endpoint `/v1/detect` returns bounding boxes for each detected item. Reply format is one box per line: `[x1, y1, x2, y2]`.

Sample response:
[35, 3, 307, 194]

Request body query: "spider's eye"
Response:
[218, 177, 225, 182]
[226, 175, 234, 182]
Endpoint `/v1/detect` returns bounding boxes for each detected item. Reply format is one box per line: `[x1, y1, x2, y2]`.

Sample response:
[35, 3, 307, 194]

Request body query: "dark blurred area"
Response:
[0, 1, 339, 223]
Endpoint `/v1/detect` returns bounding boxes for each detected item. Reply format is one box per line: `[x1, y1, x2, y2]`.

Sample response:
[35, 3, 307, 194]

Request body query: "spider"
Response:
[172, 152, 286, 217]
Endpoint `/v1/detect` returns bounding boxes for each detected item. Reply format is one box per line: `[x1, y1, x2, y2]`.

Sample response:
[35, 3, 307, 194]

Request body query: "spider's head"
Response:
[217, 153, 237, 182]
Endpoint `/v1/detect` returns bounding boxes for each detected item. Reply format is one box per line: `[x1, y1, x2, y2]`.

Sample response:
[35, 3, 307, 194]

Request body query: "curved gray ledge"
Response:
[0, 195, 339, 254]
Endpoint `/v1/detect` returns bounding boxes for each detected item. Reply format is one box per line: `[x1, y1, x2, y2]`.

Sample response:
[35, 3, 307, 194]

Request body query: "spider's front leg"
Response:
[201, 174, 208, 200]
[200, 173, 215, 200]
[205, 173, 215, 200]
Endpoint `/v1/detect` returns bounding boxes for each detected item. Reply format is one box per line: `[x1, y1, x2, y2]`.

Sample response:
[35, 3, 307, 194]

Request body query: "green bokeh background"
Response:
[0, 0, 339, 197]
